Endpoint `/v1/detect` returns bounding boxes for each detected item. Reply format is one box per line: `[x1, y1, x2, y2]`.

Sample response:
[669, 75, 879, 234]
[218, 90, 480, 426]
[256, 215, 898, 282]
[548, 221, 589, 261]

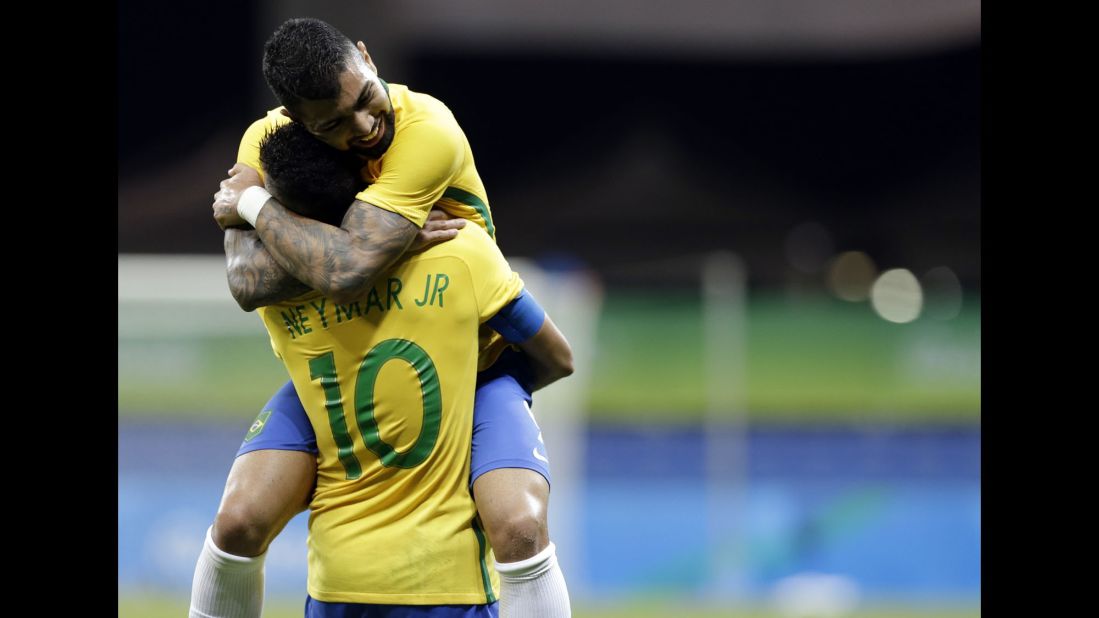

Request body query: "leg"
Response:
[472, 468, 549, 563]
[469, 370, 570, 617]
[190, 380, 319, 618]
[212, 449, 315, 556]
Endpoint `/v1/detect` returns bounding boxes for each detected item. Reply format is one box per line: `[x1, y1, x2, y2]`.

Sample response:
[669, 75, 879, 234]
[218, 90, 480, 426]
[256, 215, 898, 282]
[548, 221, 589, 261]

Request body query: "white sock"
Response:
[495, 541, 572, 618]
[189, 526, 266, 618]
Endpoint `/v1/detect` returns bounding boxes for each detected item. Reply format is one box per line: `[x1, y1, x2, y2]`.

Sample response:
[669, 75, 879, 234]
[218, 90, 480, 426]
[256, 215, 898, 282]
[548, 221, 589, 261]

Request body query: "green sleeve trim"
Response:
[442, 187, 495, 239]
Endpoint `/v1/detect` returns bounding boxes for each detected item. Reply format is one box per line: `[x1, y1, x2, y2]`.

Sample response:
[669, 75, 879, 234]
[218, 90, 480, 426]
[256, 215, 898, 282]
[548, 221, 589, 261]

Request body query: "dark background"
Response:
[118, 0, 979, 291]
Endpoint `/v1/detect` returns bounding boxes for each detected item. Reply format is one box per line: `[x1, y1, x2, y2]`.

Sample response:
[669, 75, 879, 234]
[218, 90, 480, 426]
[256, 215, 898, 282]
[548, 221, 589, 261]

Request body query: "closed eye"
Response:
[356, 84, 375, 110]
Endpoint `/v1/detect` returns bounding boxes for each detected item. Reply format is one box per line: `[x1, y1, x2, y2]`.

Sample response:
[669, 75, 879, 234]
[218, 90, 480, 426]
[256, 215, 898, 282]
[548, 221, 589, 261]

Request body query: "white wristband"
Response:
[238, 186, 272, 227]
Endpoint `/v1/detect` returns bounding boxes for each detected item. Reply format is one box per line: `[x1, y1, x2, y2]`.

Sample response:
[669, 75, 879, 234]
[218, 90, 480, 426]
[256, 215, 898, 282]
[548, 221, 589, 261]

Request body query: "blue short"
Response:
[237, 352, 551, 488]
[305, 597, 497, 618]
[469, 351, 550, 488]
[237, 380, 319, 454]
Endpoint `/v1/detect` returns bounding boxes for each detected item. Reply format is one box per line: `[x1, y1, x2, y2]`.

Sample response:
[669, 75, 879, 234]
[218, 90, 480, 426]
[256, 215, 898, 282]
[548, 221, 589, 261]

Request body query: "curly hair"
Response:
[258, 122, 365, 225]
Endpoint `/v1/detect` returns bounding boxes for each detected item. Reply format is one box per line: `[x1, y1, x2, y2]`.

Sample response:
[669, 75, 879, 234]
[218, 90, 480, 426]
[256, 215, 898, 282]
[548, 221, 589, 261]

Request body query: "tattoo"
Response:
[224, 229, 312, 311]
[253, 198, 418, 304]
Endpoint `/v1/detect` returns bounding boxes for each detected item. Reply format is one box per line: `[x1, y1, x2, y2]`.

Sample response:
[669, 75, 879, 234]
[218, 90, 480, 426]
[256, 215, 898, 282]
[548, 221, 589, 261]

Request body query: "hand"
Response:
[213, 163, 263, 230]
[408, 208, 466, 252]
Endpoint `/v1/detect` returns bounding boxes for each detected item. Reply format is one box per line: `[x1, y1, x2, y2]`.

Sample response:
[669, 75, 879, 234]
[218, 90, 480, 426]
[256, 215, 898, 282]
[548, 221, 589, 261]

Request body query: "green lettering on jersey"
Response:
[280, 310, 304, 339]
[310, 341, 444, 477]
[365, 287, 385, 314]
[308, 353, 363, 480]
[309, 298, 329, 329]
[334, 301, 362, 323]
[387, 277, 403, 310]
[354, 339, 442, 469]
[431, 273, 449, 308]
[295, 305, 313, 334]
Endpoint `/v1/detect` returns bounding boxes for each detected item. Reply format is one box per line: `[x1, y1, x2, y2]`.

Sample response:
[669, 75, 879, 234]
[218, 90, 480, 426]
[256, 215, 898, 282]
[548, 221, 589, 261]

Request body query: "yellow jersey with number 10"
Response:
[258, 224, 520, 604]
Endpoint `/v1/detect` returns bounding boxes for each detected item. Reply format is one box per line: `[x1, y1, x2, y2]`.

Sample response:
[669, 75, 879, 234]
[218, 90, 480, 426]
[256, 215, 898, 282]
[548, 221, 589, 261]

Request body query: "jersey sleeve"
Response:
[356, 118, 463, 228]
[236, 111, 292, 181]
[460, 229, 525, 324]
[236, 117, 271, 181]
[485, 290, 546, 344]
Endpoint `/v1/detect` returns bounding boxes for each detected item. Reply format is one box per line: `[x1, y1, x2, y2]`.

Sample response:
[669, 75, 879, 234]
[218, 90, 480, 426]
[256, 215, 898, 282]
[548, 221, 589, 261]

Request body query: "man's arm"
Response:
[249, 198, 417, 305]
[223, 228, 312, 312]
[217, 108, 467, 302]
[216, 163, 466, 309]
[517, 315, 574, 392]
[214, 163, 420, 305]
[486, 290, 575, 392]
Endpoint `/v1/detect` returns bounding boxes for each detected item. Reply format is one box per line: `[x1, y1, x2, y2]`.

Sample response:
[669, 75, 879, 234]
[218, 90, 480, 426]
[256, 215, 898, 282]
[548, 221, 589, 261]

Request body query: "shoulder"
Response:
[243, 107, 292, 137]
[390, 83, 455, 119]
[238, 108, 293, 173]
[382, 93, 465, 178]
[434, 225, 505, 275]
[392, 85, 461, 144]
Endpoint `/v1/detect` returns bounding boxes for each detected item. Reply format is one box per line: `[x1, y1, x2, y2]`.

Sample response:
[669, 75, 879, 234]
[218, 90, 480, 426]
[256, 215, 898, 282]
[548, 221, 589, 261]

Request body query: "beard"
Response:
[350, 108, 397, 160]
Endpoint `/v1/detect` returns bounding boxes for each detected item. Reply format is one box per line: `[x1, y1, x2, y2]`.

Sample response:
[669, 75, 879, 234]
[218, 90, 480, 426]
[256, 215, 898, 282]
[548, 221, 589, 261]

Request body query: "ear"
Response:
[356, 41, 378, 75]
[279, 107, 296, 120]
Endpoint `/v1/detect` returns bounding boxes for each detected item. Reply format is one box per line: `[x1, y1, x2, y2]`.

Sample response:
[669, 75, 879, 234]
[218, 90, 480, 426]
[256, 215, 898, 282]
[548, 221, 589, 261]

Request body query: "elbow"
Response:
[523, 343, 573, 392]
[325, 270, 376, 305]
[552, 345, 575, 381]
[233, 294, 259, 313]
[535, 352, 573, 392]
[557, 359, 575, 381]
[226, 270, 259, 312]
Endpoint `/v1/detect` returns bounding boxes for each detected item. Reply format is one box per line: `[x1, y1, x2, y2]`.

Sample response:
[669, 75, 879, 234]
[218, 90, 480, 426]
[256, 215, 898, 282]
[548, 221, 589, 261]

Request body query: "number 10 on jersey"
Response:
[308, 339, 443, 479]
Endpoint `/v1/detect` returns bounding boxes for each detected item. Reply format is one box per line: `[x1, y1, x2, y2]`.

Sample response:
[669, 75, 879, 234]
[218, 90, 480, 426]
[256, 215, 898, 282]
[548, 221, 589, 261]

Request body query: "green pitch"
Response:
[120, 594, 979, 618]
[119, 292, 980, 424]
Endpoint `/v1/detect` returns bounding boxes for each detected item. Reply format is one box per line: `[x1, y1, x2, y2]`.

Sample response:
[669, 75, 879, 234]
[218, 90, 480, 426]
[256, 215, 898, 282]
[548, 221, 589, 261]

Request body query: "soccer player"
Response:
[190, 17, 571, 618]
[208, 120, 569, 616]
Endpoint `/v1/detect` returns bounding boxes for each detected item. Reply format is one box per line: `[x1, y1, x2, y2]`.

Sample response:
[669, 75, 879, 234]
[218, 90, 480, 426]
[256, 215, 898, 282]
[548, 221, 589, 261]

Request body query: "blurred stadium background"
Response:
[118, 1, 980, 616]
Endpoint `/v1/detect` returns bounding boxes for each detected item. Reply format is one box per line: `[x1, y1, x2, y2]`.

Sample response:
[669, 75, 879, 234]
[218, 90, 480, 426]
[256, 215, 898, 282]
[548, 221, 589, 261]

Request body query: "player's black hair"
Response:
[258, 122, 365, 225]
[262, 18, 359, 111]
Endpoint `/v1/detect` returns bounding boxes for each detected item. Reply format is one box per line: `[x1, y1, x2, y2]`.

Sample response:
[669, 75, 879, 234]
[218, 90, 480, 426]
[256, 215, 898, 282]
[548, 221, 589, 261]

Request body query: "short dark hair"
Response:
[258, 122, 365, 225]
[262, 18, 358, 110]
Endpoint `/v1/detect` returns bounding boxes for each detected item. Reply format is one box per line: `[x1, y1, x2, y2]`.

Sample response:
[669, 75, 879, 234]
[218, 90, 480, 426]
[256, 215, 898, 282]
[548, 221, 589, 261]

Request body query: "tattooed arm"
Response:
[212, 160, 417, 305]
[223, 228, 312, 312]
[246, 197, 418, 305]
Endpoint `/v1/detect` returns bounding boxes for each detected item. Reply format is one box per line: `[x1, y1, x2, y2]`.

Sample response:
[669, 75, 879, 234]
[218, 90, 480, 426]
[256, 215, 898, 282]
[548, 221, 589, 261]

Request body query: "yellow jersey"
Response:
[259, 224, 522, 604]
[236, 82, 496, 238]
[237, 82, 511, 371]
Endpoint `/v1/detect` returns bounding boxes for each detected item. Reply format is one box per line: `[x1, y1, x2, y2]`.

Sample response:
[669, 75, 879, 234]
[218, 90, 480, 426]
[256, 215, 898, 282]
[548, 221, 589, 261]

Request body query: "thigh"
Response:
[218, 449, 316, 530]
[216, 380, 318, 546]
[469, 373, 551, 491]
[236, 379, 319, 457]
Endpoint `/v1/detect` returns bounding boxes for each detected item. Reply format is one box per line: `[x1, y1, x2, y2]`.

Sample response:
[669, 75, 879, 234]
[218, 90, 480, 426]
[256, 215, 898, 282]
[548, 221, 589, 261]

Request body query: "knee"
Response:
[488, 510, 548, 563]
[211, 503, 276, 557]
